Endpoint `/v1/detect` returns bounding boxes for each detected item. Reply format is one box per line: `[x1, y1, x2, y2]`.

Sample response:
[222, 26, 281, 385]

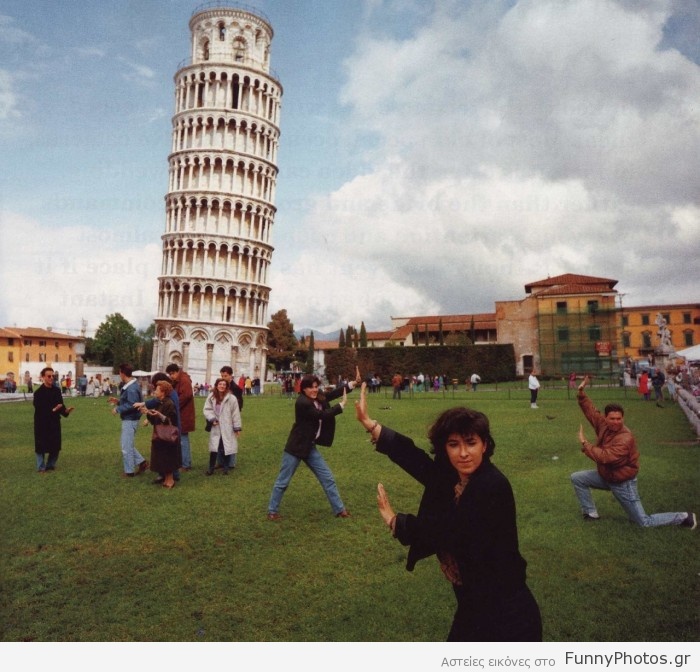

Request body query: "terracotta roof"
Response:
[315, 340, 340, 351]
[366, 331, 394, 340]
[389, 325, 414, 340]
[0, 328, 20, 339]
[532, 283, 618, 298]
[525, 273, 617, 293]
[2, 327, 81, 340]
[402, 313, 496, 325]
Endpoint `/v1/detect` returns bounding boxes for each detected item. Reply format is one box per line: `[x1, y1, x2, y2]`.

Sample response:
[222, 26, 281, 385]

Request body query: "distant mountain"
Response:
[295, 328, 340, 341]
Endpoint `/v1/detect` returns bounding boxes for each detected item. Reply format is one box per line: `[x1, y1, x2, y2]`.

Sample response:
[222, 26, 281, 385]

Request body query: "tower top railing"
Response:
[191, 2, 272, 26]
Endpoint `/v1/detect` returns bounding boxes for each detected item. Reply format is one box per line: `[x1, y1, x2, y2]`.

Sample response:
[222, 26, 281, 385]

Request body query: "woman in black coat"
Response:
[355, 383, 541, 641]
[144, 380, 180, 489]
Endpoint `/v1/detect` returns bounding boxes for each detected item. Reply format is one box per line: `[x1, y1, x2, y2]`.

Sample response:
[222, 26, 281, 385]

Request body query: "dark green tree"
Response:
[345, 325, 354, 348]
[136, 322, 155, 371]
[85, 313, 140, 372]
[413, 324, 420, 345]
[424, 323, 430, 346]
[305, 331, 315, 374]
[338, 329, 346, 348]
[438, 319, 444, 346]
[266, 309, 298, 370]
[359, 322, 368, 348]
[470, 316, 476, 344]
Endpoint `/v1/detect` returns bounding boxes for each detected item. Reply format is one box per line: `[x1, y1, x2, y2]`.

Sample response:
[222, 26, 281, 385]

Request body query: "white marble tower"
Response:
[152, 4, 282, 383]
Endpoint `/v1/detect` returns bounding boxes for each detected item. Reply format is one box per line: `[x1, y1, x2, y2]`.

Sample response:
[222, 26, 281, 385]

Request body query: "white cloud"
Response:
[0, 212, 161, 334]
[273, 0, 700, 329]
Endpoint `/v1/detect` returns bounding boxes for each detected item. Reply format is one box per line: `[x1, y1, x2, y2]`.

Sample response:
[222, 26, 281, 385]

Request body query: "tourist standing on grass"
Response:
[528, 369, 540, 409]
[33, 367, 74, 473]
[143, 380, 180, 489]
[651, 367, 665, 403]
[392, 372, 403, 400]
[203, 379, 242, 475]
[219, 366, 244, 411]
[571, 375, 696, 528]
[109, 363, 148, 478]
[354, 383, 542, 641]
[135, 372, 182, 485]
[638, 370, 650, 401]
[267, 370, 361, 520]
[165, 363, 195, 471]
[470, 373, 481, 392]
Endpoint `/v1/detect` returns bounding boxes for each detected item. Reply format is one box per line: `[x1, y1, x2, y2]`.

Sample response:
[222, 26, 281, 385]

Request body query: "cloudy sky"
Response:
[1, 0, 698, 337]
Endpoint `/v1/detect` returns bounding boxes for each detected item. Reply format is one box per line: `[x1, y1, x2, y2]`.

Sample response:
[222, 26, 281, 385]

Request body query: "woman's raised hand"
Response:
[354, 382, 370, 427]
[377, 483, 396, 528]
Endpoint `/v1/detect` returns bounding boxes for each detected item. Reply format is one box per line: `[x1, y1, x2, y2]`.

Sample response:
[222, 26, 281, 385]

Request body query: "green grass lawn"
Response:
[1, 385, 698, 642]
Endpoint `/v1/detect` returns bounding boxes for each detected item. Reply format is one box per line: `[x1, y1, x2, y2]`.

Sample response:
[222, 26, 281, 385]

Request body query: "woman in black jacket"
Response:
[267, 373, 359, 520]
[355, 383, 541, 641]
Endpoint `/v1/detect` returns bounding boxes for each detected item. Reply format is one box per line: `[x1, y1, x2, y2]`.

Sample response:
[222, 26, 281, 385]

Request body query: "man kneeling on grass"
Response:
[571, 375, 696, 529]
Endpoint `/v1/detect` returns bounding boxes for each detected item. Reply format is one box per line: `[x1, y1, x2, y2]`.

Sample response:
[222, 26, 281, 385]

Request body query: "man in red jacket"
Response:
[571, 375, 696, 528]
[165, 364, 195, 471]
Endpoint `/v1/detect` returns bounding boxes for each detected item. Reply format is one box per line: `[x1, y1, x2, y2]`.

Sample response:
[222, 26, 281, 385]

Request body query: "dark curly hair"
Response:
[428, 407, 495, 467]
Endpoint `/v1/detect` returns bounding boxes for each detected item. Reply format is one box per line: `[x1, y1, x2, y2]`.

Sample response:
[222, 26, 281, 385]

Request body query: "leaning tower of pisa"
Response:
[152, 4, 282, 384]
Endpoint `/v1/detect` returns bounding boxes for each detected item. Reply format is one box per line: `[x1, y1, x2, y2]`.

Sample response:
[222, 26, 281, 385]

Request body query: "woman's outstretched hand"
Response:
[377, 483, 396, 528]
[354, 382, 370, 428]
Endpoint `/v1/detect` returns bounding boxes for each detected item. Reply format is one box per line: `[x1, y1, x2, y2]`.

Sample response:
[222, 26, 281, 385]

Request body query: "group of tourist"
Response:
[30, 360, 697, 642]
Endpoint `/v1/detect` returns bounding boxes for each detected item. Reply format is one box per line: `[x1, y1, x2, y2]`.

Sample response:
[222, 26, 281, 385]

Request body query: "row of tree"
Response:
[84, 310, 492, 378]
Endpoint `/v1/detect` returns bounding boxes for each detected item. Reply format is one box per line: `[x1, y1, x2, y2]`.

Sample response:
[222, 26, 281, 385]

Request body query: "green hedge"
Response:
[326, 344, 515, 384]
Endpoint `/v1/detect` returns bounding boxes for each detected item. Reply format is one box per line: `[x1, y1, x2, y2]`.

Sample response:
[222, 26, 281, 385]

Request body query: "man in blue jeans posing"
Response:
[109, 363, 148, 478]
[571, 375, 696, 529]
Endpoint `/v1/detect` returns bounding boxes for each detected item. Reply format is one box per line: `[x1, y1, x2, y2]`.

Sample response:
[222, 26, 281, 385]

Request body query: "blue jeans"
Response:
[268, 447, 345, 515]
[35, 452, 58, 471]
[120, 419, 145, 474]
[570, 470, 687, 527]
[180, 433, 192, 469]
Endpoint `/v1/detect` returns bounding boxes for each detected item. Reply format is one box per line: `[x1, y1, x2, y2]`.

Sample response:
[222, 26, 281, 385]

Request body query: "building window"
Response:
[55, 341, 59, 348]
[218, 22, 226, 40]
[587, 300, 599, 314]
[662, 313, 671, 324]
[24, 339, 32, 346]
[589, 326, 601, 341]
[69, 355, 73, 363]
[684, 331, 694, 346]
[642, 332, 652, 348]
[8, 352, 13, 362]
[556, 301, 567, 315]
[54, 354, 59, 362]
[558, 328, 569, 342]
[39, 340, 47, 347]
[622, 332, 631, 348]
[39, 353, 46, 362]
[8, 338, 14, 346]
[622, 315, 629, 327]
[25, 353, 30, 362]
[683, 312, 691, 324]
[641, 314, 650, 326]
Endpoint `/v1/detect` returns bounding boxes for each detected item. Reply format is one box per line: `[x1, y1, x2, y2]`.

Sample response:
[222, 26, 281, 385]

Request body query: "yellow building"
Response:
[0, 328, 22, 387]
[0, 327, 84, 387]
[620, 303, 700, 360]
[497, 274, 620, 377]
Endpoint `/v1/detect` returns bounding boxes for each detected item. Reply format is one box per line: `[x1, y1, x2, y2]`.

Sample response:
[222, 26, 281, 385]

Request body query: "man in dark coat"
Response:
[33, 367, 74, 472]
[165, 363, 195, 470]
